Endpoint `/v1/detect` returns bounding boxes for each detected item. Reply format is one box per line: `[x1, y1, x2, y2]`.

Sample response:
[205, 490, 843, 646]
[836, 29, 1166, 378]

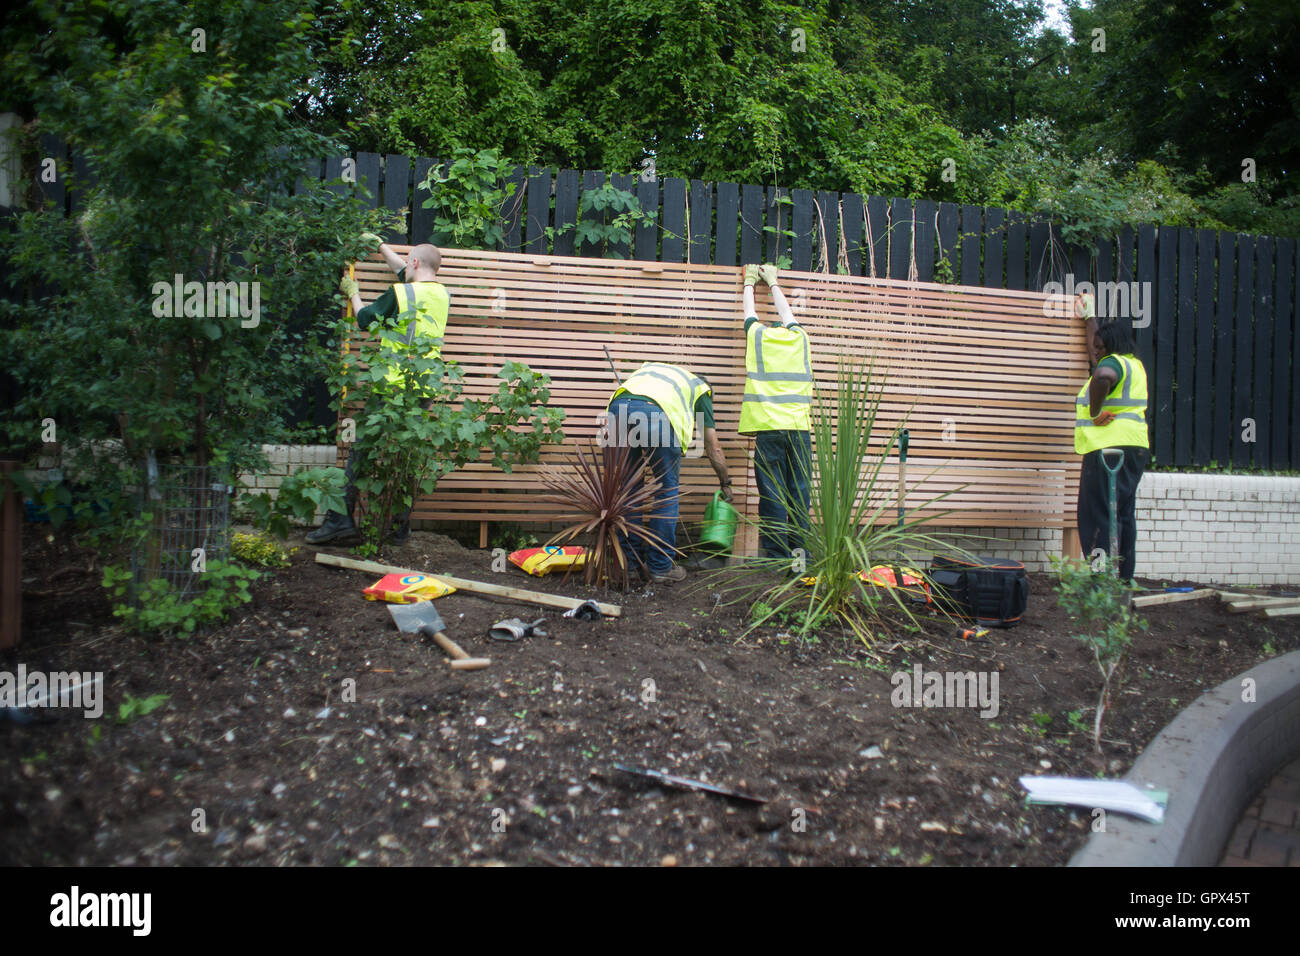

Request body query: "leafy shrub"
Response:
[242, 467, 347, 539]
[231, 531, 296, 568]
[102, 560, 261, 637]
[1051, 555, 1148, 753]
[549, 182, 656, 258]
[418, 147, 517, 249]
[333, 322, 564, 553]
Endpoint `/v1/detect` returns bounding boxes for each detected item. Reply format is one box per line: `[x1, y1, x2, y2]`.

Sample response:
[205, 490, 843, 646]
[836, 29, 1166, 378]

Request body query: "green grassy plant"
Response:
[717, 361, 970, 645]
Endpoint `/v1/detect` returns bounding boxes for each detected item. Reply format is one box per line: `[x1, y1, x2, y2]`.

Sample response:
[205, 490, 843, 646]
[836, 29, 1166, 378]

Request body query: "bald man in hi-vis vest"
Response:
[739, 263, 814, 561]
[308, 238, 449, 546]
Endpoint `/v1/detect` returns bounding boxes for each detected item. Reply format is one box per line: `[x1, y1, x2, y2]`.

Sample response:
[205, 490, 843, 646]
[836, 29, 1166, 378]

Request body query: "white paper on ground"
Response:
[1019, 776, 1166, 823]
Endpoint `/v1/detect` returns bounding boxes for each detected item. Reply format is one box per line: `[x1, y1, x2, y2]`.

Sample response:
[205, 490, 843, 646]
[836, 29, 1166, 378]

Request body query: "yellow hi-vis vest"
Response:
[1074, 353, 1149, 454]
[381, 281, 450, 396]
[609, 363, 711, 449]
[739, 321, 813, 434]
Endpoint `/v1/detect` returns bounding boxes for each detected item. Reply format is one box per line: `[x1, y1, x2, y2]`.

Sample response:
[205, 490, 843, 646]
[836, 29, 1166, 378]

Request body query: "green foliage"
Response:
[1066, 709, 1090, 734]
[102, 559, 261, 637]
[762, 193, 796, 272]
[334, 323, 564, 552]
[117, 693, 170, 724]
[242, 467, 347, 540]
[231, 531, 296, 568]
[269, 0, 1299, 236]
[418, 147, 518, 249]
[489, 523, 538, 553]
[1030, 711, 1053, 735]
[0, 0, 401, 523]
[549, 182, 656, 258]
[749, 599, 830, 635]
[1051, 555, 1149, 753]
[720, 361, 968, 645]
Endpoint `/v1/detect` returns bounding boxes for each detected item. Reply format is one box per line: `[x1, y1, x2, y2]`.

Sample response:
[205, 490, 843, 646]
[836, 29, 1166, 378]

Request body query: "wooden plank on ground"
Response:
[314, 553, 622, 616]
[1132, 588, 1217, 608]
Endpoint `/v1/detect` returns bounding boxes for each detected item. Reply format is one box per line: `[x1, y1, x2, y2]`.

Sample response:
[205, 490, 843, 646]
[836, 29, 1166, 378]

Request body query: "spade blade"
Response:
[387, 600, 446, 635]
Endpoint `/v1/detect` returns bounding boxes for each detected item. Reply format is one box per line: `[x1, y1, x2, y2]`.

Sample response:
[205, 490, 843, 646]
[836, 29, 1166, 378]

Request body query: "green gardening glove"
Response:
[1075, 291, 1095, 321]
[743, 264, 760, 286]
[339, 275, 359, 298]
[360, 232, 383, 247]
[758, 263, 779, 286]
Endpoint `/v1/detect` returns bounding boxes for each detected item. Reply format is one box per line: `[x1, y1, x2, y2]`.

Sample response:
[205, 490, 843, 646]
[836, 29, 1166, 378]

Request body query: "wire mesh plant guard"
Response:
[127, 457, 233, 606]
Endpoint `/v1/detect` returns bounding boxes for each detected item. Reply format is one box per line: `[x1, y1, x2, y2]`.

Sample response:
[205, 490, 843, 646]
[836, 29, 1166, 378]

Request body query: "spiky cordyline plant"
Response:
[541, 440, 675, 590]
[715, 360, 974, 647]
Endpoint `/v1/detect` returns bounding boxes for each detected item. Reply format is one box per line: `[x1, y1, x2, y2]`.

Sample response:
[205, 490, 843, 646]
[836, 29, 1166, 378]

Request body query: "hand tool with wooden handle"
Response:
[388, 601, 490, 670]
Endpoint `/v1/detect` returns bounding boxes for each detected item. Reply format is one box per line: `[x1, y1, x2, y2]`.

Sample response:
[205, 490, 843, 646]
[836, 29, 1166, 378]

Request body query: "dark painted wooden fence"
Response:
[26, 139, 1300, 470]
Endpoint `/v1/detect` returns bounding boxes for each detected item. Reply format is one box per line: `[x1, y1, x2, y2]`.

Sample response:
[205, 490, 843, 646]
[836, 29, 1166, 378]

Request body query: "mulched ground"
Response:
[3, 525, 1298, 866]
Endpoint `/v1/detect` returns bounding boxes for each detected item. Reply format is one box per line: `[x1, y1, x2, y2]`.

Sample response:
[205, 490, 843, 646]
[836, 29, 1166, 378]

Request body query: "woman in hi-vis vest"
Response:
[1074, 305, 1150, 582]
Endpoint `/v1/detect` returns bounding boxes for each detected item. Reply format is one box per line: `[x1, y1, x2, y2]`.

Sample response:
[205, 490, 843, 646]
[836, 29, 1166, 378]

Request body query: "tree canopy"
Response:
[292, 0, 1298, 237]
[4, 0, 1296, 238]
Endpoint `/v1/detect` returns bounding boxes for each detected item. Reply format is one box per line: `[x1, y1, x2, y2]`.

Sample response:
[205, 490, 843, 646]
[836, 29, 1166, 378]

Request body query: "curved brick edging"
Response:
[1070, 648, 1300, 866]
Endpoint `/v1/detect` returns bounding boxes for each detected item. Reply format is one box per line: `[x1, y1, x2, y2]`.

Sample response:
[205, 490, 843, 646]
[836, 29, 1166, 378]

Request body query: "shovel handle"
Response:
[450, 657, 492, 671]
[432, 631, 470, 660]
[419, 624, 470, 660]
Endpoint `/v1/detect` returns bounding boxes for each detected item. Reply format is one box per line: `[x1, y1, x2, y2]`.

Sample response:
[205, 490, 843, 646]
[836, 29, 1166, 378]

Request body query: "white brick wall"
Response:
[918, 473, 1300, 585]
[237, 444, 339, 521]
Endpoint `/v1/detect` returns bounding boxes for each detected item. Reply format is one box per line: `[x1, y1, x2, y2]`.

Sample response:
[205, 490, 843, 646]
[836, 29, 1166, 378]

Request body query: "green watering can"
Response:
[699, 490, 739, 554]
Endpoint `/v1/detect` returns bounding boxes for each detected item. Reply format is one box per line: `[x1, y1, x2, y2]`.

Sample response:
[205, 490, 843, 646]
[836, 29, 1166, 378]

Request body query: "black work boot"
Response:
[389, 516, 411, 545]
[306, 510, 359, 544]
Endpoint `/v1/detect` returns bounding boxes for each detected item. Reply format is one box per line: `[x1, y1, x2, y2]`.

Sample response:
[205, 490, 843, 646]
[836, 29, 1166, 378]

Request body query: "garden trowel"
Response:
[388, 601, 490, 671]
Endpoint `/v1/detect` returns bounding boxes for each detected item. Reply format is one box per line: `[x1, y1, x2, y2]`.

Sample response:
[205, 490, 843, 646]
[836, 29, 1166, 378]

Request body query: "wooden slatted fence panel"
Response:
[344, 248, 1085, 537]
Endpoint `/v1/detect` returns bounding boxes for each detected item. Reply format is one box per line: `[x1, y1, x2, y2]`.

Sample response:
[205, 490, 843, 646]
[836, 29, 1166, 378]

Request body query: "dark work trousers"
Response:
[1077, 445, 1148, 581]
[754, 429, 813, 559]
[609, 395, 681, 574]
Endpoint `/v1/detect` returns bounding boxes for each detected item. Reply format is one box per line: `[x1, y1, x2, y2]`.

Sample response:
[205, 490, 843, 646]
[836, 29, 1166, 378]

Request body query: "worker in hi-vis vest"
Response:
[308, 239, 450, 546]
[740, 262, 813, 561]
[1074, 312, 1150, 582]
[607, 362, 732, 585]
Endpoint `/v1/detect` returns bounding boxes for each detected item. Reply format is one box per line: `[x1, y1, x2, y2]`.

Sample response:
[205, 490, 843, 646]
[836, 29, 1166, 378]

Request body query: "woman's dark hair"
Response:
[1096, 320, 1136, 356]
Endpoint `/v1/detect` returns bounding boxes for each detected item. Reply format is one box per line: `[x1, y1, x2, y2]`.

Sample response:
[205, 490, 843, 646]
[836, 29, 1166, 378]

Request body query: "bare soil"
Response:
[4, 526, 1297, 866]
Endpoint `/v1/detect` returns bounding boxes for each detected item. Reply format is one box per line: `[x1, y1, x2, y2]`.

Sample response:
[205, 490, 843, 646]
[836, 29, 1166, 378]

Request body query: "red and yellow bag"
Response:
[509, 546, 586, 577]
[362, 573, 456, 604]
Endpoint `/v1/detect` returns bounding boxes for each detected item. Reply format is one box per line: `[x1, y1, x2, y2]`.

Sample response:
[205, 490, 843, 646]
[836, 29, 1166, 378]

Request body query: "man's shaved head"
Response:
[411, 244, 441, 273]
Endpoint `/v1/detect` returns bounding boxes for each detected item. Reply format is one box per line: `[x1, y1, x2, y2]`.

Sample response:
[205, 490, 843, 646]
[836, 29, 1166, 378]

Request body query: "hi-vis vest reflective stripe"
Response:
[610, 363, 711, 449]
[382, 282, 450, 393]
[1075, 353, 1149, 454]
[739, 322, 812, 434]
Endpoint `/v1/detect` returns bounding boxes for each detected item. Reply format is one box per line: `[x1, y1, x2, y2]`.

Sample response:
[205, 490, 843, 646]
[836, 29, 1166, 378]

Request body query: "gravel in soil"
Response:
[4, 528, 1297, 866]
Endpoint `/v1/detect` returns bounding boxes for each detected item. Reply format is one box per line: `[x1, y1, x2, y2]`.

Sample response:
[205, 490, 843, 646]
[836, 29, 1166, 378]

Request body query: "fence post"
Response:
[1, 460, 21, 649]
